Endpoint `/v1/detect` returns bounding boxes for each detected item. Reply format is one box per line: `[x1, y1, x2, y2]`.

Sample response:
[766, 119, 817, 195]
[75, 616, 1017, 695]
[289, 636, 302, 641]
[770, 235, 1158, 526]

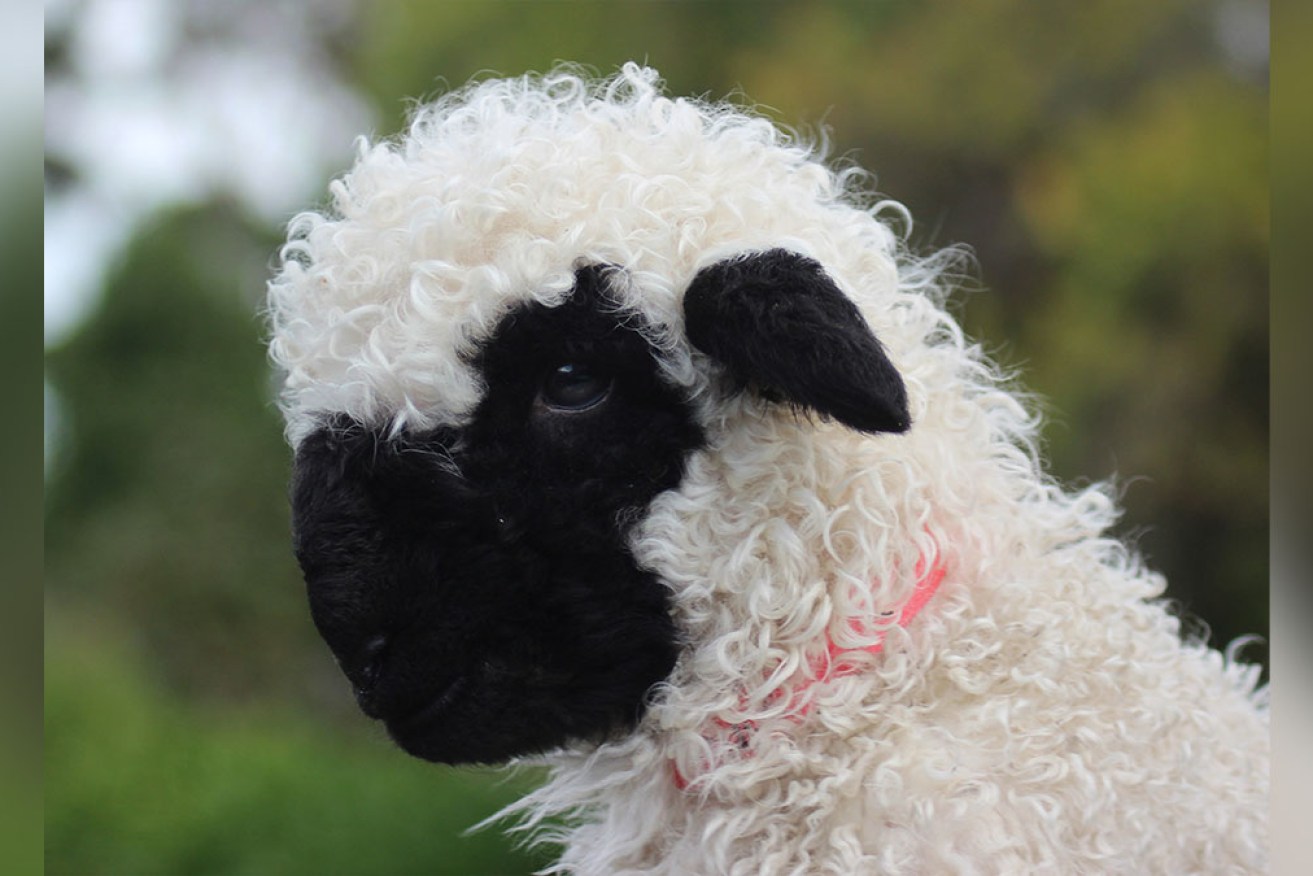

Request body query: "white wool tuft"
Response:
[270, 64, 1268, 874]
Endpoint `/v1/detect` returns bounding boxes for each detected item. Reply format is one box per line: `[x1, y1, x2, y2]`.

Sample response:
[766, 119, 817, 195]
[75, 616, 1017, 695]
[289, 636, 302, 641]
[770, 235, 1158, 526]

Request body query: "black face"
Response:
[292, 266, 704, 764]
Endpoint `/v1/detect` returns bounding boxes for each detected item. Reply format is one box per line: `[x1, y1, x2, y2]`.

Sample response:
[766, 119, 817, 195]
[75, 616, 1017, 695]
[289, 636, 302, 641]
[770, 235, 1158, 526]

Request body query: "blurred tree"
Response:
[45, 622, 551, 875]
[44, 205, 328, 707]
[355, 1, 782, 131]
[1016, 70, 1267, 648]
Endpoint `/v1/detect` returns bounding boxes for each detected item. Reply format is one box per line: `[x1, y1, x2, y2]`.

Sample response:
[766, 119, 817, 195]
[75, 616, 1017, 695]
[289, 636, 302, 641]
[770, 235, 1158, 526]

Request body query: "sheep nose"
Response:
[349, 634, 389, 718]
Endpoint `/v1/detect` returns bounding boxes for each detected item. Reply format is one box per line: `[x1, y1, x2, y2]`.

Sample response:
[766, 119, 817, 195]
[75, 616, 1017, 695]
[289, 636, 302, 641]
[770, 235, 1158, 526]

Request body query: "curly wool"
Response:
[269, 64, 1268, 874]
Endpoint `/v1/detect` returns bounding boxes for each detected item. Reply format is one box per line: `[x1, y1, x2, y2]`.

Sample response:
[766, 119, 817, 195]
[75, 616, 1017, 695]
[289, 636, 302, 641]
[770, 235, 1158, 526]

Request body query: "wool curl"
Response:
[269, 64, 1268, 874]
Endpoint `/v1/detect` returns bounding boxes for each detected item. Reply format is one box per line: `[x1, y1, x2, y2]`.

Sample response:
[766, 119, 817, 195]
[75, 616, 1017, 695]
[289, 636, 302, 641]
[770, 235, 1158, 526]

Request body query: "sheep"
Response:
[268, 64, 1269, 874]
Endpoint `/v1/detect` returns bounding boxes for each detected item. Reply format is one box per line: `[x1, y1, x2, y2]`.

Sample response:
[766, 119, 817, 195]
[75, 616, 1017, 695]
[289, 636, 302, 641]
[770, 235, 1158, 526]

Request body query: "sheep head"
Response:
[287, 250, 907, 764]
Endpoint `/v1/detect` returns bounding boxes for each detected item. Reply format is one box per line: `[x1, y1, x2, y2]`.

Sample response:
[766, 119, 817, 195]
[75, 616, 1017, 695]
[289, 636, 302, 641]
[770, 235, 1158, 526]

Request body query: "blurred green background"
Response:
[44, 1, 1268, 874]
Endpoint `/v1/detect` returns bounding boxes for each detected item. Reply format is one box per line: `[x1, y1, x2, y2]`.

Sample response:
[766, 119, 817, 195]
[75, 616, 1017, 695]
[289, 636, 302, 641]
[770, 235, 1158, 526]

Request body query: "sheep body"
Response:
[269, 64, 1268, 874]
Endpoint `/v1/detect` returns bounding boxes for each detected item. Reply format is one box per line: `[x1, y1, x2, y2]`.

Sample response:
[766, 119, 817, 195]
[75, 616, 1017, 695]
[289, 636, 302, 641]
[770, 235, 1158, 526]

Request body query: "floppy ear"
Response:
[683, 249, 910, 434]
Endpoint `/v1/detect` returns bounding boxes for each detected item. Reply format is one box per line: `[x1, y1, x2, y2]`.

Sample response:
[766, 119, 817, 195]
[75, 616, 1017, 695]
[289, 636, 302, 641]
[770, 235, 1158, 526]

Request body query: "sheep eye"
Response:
[539, 363, 612, 411]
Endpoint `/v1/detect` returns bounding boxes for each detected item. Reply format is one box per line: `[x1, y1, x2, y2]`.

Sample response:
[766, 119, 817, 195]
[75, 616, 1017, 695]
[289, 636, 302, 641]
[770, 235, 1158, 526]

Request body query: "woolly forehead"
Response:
[268, 78, 905, 444]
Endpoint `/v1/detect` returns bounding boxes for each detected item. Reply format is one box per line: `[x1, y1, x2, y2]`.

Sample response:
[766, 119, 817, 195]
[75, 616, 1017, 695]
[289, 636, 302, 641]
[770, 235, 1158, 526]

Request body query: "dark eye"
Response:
[539, 363, 612, 411]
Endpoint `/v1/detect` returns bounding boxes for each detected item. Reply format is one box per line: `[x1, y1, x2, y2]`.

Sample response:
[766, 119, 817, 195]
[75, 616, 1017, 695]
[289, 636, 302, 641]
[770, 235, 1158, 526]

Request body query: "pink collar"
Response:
[672, 550, 947, 791]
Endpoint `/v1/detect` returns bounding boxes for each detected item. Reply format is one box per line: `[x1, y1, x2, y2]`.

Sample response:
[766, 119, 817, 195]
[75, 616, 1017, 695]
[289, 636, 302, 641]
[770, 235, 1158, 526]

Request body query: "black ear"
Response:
[683, 249, 910, 434]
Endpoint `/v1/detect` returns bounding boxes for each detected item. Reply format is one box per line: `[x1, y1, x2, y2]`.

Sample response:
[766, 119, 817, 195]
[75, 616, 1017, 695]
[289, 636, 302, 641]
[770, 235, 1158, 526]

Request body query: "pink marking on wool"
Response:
[801, 552, 947, 713]
[671, 548, 948, 791]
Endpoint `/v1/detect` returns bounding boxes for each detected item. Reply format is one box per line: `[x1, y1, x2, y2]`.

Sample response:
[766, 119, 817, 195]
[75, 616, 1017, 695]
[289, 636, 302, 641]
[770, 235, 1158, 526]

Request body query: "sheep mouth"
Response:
[384, 675, 469, 744]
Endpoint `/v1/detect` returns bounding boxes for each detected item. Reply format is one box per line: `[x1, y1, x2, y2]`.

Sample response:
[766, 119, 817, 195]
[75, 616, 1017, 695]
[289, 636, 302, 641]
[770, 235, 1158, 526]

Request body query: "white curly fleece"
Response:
[269, 64, 1268, 874]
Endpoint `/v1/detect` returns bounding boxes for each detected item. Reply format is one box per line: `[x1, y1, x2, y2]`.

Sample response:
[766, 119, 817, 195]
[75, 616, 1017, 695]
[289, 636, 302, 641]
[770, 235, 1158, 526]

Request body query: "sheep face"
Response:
[288, 251, 909, 765]
[291, 265, 702, 763]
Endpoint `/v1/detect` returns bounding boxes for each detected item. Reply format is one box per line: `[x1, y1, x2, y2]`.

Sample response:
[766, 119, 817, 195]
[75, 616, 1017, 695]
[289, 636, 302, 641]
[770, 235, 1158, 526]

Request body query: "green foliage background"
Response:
[45, 2, 1268, 874]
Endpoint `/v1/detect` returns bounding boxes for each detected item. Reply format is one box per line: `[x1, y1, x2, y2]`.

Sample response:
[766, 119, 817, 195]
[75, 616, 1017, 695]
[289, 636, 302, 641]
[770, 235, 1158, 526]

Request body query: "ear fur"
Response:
[683, 249, 910, 434]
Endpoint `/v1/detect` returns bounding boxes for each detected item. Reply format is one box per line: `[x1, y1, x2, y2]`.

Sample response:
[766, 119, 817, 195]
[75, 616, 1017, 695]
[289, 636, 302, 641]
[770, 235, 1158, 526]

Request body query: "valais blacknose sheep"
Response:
[269, 65, 1268, 874]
